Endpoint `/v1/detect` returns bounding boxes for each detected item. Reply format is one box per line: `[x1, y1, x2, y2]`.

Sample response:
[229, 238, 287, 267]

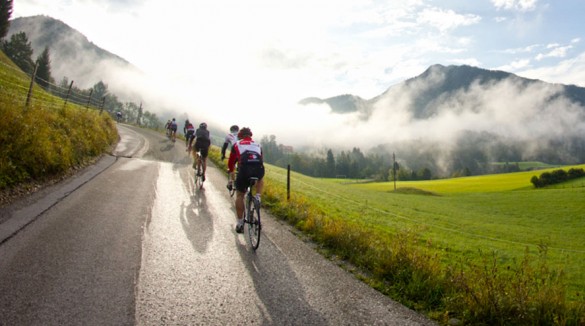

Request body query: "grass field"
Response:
[264, 165, 585, 301]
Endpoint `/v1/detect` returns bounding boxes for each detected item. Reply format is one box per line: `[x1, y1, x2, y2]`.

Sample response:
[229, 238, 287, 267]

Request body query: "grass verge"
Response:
[209, 149, 584, 325]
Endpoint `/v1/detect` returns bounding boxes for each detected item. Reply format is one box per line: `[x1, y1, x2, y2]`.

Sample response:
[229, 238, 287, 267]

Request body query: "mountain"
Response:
[302, 64, 585, 120]
[301, 64, 585, 172]
[6, 15, 141, 94]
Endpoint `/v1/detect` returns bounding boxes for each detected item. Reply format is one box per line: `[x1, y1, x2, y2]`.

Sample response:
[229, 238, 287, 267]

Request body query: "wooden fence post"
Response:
[63, 80, 73, 109]
[99, 97, 105, 114]
[287, 164, 291, 200]
[25, 62, 38, 108]
[86, 89, 93, 109]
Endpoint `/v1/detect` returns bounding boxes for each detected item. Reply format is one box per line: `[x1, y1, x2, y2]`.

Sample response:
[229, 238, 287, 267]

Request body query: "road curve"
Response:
[0, 124, 436, 325]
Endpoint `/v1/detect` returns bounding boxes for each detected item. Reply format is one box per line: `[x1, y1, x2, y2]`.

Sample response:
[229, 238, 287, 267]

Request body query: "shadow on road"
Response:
[235, 235, 327, 324]
[179, 175, 214, 253]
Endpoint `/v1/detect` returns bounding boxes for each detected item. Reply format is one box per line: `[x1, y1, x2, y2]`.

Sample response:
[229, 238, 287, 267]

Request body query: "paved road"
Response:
[0, 124, 435, 325]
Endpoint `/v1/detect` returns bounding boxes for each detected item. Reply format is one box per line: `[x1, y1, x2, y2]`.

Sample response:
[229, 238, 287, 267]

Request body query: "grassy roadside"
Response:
[209, 149, 584, 325]
[0, 50, 118, 205]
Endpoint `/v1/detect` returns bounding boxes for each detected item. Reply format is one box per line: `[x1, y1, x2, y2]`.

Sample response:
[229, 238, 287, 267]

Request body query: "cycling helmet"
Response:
[199, 122, 207, 129]
[237, 127, 252, 139]
[230, 125, 239, 133]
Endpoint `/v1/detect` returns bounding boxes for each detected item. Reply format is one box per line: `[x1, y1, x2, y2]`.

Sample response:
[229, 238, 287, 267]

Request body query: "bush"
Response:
[0, 102, 117, 190]
[531, 168, 585, 188]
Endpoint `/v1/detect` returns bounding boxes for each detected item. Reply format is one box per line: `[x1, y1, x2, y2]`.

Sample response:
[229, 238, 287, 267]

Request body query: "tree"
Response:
[326, 149, 336, 177]
[1, 31, 34, 74]
[0, 0, 13, 40]
[92, 81, 109, 100]
[35, 46, 53, 89]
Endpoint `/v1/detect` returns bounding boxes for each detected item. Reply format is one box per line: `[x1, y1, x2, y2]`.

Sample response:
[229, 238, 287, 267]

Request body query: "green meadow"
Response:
[250, 162, 585, 323]
[272, 166, 585, 297]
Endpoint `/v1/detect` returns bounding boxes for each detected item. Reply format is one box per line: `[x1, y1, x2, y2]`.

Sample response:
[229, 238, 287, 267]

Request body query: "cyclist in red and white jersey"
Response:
[184, 120, 195, 151]
[227, 127, 264, 233]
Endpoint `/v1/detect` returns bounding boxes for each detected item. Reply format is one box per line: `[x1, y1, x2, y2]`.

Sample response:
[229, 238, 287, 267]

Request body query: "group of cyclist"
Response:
[164, 118, 179, 142]
[176, 119, 264, 234]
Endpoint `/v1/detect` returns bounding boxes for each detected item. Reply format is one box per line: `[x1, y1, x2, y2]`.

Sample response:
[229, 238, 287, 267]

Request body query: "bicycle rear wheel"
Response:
[195, 165, 203, 190]
[246, 196, 261, 250]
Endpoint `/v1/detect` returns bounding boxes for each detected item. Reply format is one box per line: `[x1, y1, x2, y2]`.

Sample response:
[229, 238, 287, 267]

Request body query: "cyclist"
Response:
[184, 120, 195, 151]
[164, 119, 172, 137]
[189, 122, 211, 181]
[227, 127, 264, 233]
[221, 125, 239, 190]
[169, 118, 178, 142]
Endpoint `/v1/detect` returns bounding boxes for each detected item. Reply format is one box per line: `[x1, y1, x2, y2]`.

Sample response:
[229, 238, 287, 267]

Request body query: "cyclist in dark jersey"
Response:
[189, 122, 211, 181]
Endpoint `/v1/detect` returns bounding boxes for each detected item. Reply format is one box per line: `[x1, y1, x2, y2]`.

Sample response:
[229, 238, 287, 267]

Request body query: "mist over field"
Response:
[8, 16, 585, 176]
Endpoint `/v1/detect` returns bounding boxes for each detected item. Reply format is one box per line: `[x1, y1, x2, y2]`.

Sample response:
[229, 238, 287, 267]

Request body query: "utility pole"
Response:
[392, 152, 399, 191]
[136, 102, 143, 126]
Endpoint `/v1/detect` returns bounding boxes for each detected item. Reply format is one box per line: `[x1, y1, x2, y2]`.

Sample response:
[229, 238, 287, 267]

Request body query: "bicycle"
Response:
[193, 150, 204, 190]
[227, 167, 237, 197]
[243, 177, 261, 250]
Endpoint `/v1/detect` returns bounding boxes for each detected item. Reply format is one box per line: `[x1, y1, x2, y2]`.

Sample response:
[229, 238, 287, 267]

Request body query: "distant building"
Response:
[279, 144, 294, 154]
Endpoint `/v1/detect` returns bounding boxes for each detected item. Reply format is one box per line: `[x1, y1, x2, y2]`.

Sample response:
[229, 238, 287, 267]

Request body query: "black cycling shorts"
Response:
[235, 164, 265, 193]
[194, 139, 210, 158]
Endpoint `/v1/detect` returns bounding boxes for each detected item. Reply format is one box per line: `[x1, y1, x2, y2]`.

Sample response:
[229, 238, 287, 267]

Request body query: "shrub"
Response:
[531, 168, 585, 188]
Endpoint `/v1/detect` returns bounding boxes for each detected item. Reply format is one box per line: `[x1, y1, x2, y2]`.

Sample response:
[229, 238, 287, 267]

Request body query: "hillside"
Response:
[302, 64, 585, 120]
[7, 15, 142, 94]
[300, 64, 585, 176]
[0, 49, 117, 200]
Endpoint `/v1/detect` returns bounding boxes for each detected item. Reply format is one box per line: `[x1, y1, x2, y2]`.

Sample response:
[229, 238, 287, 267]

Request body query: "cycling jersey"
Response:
[229, 137, 264, 192]
[185, 123, 195, 135]
[225, 133, 238, 148]
[228, 137, 263, 173]
[221, 132, 238, 159]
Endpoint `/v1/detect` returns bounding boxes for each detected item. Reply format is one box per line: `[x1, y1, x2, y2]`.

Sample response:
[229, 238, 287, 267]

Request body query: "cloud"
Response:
[13, 0, 585, 157]
[535, 44, 573, 61]
[517, 51, 585, 87]
[496, 58, 531, 71]
[491, 0, 538, 12]
[416, 7, 481, 33]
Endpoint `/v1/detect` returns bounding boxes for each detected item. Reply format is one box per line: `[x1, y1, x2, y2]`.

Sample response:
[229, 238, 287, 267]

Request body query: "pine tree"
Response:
[1, 31, 34, 74]
[0, 0, 13, 40]
[35, 46, 53, 89]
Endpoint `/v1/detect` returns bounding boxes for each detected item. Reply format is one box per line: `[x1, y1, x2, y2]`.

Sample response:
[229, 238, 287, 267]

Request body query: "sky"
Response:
[11, 0, 585, 150]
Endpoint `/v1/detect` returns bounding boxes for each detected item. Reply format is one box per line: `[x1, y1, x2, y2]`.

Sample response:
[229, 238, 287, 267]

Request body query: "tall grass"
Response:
[210, 150, 585, 325]
[0, 51, 118, 192]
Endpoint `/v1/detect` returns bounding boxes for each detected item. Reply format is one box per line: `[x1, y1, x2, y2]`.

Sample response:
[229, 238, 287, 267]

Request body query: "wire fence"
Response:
[0, 60, 106, 112]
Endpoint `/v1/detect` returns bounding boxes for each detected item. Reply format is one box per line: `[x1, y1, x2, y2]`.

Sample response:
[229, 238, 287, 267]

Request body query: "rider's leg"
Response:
[192, 151, 197, 170]
[235, 191, 245, 220]
[235, 190, 245, 232]
[255, 178, 264, 194]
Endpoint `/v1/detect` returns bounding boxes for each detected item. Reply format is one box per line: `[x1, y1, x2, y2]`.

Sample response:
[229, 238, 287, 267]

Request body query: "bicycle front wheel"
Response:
[246, 196, 261, 250]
